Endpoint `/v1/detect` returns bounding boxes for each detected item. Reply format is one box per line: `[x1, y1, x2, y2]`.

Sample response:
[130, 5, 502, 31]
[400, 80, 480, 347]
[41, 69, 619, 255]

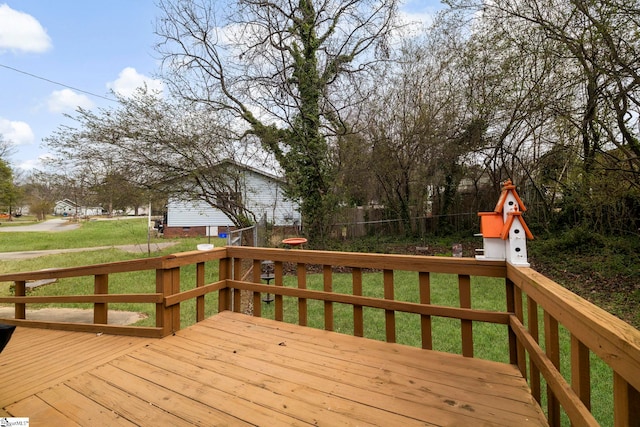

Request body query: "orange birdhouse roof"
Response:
[494, 179, 527, 213]
[500, 211, 534, 240]
[478, 212, 504, 238]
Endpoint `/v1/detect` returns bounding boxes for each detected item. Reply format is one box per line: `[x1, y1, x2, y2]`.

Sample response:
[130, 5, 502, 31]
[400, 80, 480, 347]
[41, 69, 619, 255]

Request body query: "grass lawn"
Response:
[0, 219, 617, 425]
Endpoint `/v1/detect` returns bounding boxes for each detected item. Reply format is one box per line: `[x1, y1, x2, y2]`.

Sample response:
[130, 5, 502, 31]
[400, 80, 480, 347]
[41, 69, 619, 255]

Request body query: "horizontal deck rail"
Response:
[0, 246, 638, 426]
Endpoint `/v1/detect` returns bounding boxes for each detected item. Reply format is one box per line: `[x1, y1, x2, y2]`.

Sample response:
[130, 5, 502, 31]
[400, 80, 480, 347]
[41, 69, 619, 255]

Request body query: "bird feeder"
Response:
[476, 180, 533, 266]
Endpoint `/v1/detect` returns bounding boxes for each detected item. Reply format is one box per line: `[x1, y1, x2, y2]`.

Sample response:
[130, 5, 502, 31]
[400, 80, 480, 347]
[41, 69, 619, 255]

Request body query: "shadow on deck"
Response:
[1, 311, 546, 426]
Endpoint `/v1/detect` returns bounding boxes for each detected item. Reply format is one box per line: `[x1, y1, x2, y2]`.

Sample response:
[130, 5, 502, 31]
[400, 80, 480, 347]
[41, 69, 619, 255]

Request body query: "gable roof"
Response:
[494, 179, 527, 213]
[55, 199, 79, 208]
[500, 211, 534, 240]
[217, 159, 284, 183]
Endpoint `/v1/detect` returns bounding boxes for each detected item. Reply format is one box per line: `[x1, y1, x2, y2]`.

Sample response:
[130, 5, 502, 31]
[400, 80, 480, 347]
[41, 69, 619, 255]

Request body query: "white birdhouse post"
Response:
[476, 180, 533, 267]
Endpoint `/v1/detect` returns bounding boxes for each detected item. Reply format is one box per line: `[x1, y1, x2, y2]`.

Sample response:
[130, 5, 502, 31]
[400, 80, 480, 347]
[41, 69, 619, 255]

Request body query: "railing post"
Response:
[614, 373, 640, 427]
[94, 274, 108, 324]
[156, 267, 180, 336]
[156, 268, 170, 336]
[459, 274, 473, 357]
[14, 280, 25, 319]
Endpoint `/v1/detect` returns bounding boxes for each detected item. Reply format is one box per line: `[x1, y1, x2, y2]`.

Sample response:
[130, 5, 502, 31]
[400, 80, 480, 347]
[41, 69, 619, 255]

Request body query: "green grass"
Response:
[0, 218, 166, 252]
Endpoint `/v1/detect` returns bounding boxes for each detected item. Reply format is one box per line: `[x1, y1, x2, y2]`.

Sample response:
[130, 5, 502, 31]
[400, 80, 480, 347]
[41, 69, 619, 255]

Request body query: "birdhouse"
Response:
[476, 180, 533, 266]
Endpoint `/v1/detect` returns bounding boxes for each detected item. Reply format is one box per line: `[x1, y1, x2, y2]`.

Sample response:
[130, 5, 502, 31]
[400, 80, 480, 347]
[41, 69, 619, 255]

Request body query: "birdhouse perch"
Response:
[476, 180, 533, 266]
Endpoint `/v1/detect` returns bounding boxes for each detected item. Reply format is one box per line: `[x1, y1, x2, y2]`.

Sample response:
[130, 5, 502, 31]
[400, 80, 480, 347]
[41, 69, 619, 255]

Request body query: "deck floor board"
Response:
[1, 311, 548, 426]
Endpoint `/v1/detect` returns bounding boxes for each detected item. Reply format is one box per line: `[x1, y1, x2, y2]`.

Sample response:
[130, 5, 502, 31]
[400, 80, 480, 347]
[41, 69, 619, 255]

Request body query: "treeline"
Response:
[4, 0, 639, 244]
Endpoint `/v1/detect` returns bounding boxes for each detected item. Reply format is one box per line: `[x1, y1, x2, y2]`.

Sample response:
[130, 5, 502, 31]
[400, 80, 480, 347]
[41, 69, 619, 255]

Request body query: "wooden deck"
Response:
[1, 311, 547, 426]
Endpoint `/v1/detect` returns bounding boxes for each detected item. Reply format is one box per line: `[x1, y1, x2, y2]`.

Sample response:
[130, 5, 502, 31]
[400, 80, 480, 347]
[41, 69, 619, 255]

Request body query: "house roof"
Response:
[217, 159, 284, 183]
[494, 179, 527, 213]
[55, 199, 79, 208]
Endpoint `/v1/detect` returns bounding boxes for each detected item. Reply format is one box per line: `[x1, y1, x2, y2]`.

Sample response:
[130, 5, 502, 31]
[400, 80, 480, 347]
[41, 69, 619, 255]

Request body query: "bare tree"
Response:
[155, 0, 400, 246]
[45, 88, 262, 227]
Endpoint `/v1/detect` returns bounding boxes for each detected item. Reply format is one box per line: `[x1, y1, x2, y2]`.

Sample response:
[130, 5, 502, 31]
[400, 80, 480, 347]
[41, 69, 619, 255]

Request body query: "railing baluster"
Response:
[274, 261, 284, 321]
[94, 274, 108, 324]
[218, 257, 231, 312]
[544, 310, 561, 427]
[196, 262, 205, 322]
[459, 274, 473, 357]
[571, 334, 591, 417]
[514, 284, 526, 376]
[352, 267, 363, 337]
[527, 296, 541, 404]
[419, 272, 432, 350]
[14, 280, 26, 320]
[233, 257, 242, 312]
[505, 278, 517, 364]
[614, 372, 640, 427]
[384, 269, 395, 343]
[323, 265, 333, 331]
[252, 259, 262, 318]
[297, 263, 307, 326]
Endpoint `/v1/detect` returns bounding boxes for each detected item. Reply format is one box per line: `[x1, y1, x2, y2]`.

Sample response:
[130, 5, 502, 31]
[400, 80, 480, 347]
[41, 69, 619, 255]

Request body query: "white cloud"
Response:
[107, 67, 163, 97]
[0, 118, 34, 145]
[0, 4, 52, 53]
[47, 89, 95, 113]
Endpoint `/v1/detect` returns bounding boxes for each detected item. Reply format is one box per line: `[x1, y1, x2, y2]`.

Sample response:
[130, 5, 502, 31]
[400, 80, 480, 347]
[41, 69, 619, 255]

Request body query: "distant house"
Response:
[164, 162, 300, 238]
[53, 199, 104, 217]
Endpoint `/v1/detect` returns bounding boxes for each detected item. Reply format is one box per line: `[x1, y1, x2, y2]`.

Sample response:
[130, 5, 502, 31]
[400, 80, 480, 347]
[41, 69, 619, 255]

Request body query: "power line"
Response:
[0, 63, 117, 102]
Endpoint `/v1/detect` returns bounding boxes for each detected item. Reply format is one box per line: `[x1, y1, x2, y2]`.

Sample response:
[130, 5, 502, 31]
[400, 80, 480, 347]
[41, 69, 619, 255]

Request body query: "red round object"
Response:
[282, 237, 308, 246]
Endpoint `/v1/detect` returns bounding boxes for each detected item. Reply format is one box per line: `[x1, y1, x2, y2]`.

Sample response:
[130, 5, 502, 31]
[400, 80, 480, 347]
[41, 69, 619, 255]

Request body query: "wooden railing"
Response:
[0, 246, 638, 426]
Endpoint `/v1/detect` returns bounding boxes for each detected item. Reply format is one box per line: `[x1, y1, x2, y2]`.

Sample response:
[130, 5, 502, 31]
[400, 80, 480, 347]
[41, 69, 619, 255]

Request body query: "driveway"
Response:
[0, 218, 179, 260]
[0, 218, 81, 232]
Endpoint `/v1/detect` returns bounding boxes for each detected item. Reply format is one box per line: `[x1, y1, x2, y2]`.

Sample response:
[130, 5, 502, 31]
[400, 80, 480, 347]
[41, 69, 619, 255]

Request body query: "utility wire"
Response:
[0, 63, 117, 102]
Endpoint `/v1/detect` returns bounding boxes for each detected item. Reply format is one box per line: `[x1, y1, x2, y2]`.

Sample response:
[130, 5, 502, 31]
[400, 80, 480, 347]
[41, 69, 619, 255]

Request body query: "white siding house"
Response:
[53, 199, 104, 217]
[164, 162, 300, 237]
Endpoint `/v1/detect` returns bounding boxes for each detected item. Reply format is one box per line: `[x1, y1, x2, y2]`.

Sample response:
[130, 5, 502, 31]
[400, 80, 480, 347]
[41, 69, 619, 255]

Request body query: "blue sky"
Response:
[0, 0, 442, 172]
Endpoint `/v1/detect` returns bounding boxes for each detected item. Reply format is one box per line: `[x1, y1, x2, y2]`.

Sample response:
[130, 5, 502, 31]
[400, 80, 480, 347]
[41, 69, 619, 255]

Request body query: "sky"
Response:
[0, 0, 442, 173]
